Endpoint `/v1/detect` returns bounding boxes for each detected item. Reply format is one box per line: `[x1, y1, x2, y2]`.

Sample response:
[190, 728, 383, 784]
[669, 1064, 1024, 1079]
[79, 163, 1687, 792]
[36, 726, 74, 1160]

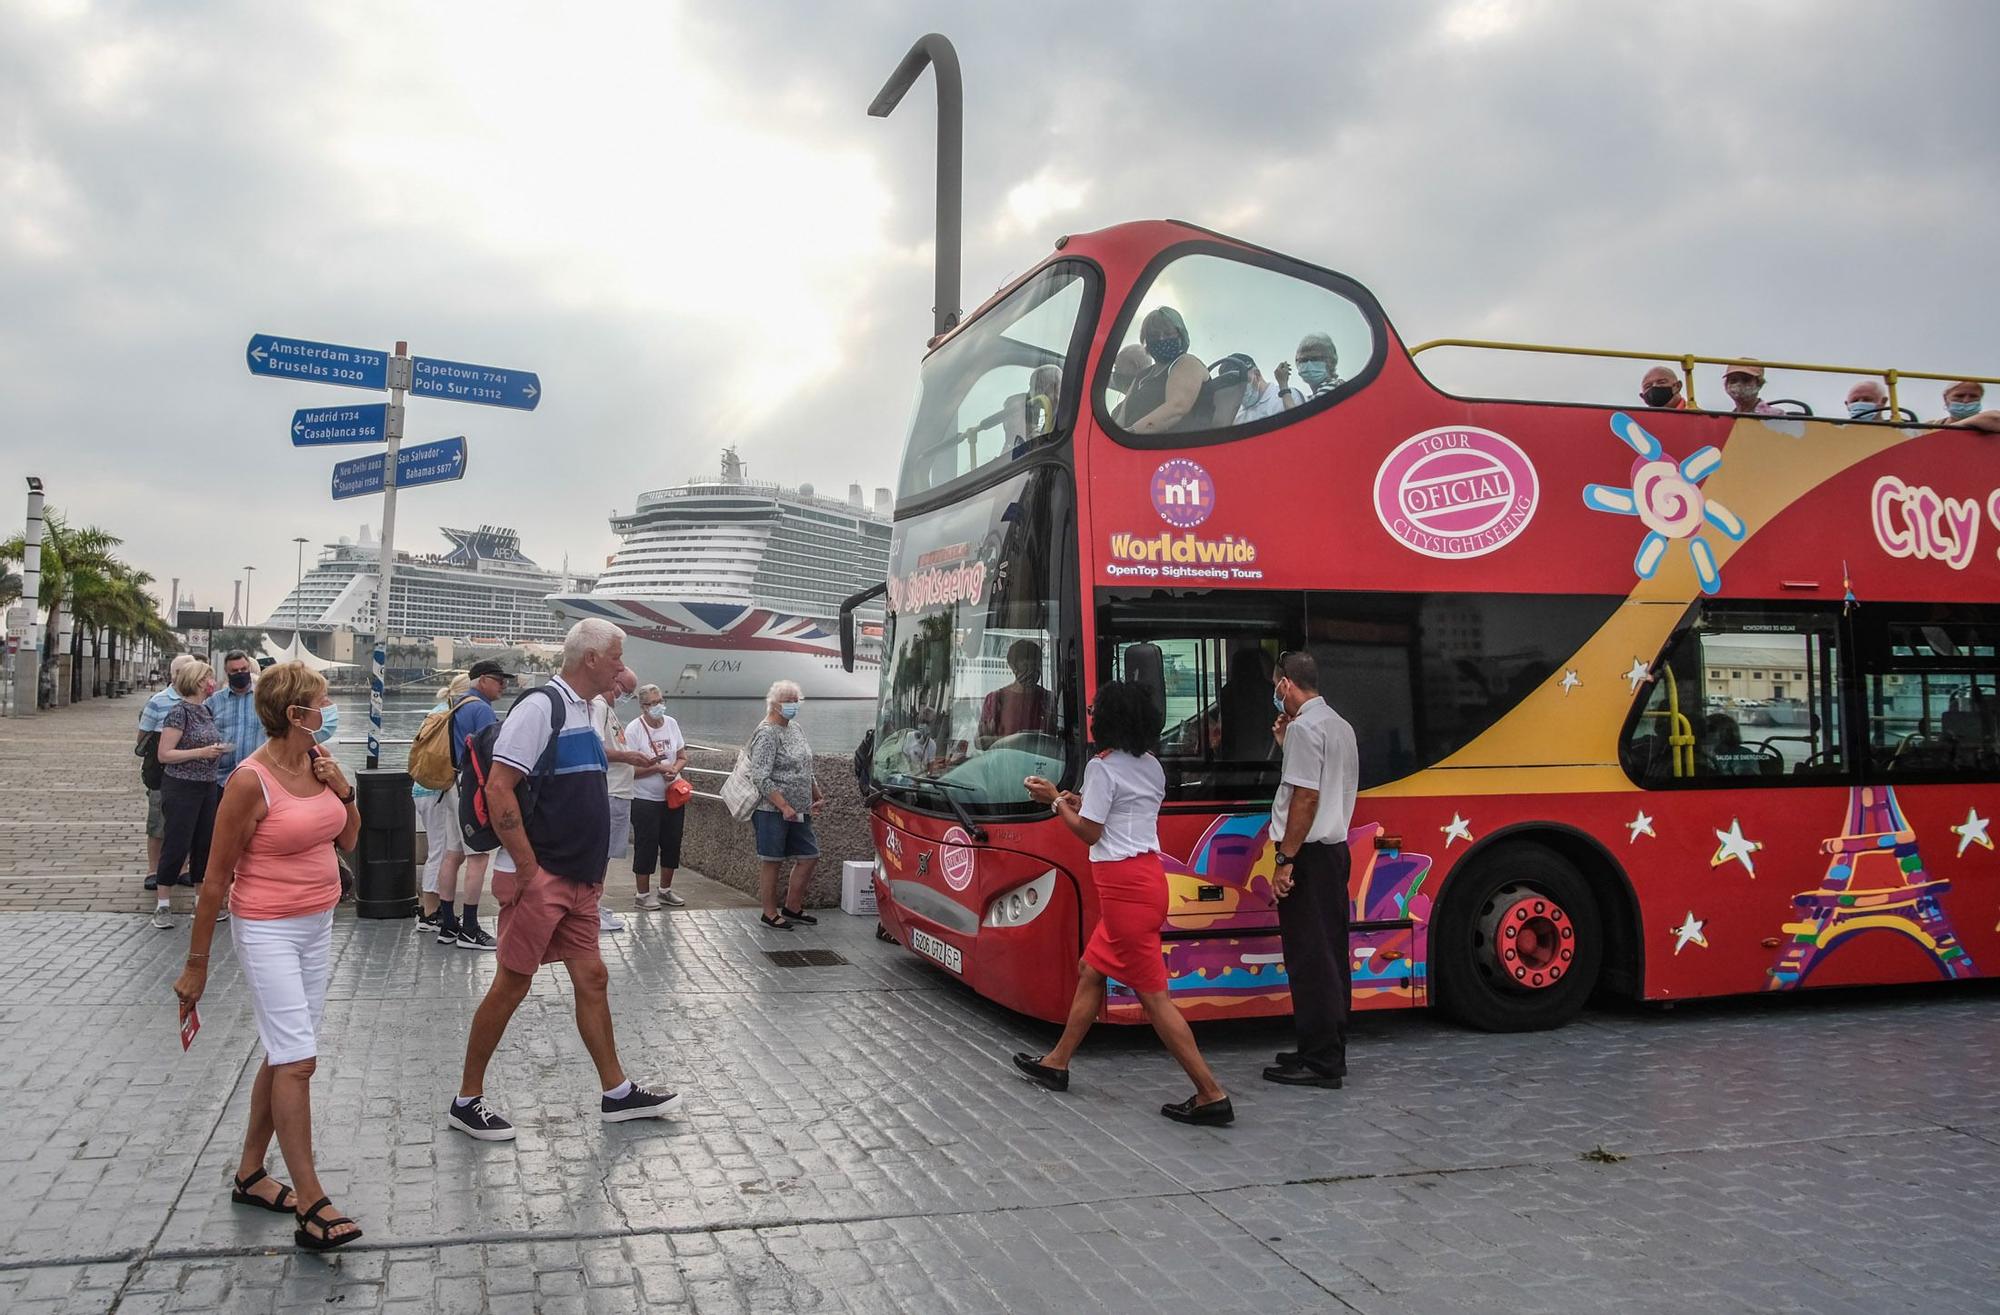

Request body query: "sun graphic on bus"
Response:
[1582, 412, 1747, 594]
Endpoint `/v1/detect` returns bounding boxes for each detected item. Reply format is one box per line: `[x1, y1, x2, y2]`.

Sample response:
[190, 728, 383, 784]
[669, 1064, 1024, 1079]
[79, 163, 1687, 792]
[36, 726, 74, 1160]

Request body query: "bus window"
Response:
[1100, 249, 1380, 443]
[1623, 604, 1847, 787]
[1858, 605, 2000, 781]
[1098, 589, 1303, 801]
[898, 263, 1093, 501]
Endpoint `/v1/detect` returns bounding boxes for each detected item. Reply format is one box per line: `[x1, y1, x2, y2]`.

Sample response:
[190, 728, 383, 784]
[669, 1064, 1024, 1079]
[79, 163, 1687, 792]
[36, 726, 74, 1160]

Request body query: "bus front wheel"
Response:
[1435, 844, 1602, 1032]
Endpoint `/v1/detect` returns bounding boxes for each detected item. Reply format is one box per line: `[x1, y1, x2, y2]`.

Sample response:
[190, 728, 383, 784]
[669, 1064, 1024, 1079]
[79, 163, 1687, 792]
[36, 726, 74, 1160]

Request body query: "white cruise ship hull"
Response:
[548, 596, 880, 699]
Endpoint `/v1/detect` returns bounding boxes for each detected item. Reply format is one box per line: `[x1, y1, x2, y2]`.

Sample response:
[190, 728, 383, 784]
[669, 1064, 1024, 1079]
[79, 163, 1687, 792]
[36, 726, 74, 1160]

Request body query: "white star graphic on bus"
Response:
[1672, 911, 1709, 955]
[1951, 808, 1992, 858]
[1628, 810, 1655, 843]
[1710, 818, 1762, 877]
[1623, 658, 1654, 693]
[1560, 669, 1581, 695]
[1441, 813, 1474, 848]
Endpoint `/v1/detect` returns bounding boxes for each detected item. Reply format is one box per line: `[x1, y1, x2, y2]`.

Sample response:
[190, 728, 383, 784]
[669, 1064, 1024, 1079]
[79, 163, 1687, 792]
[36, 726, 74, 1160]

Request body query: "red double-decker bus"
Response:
[851, 218, 2000, 1031]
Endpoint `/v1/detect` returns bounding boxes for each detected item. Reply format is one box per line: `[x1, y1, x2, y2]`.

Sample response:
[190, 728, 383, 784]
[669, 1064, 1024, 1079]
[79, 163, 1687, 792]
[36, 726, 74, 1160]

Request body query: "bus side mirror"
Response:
[839, 581, 888, 673]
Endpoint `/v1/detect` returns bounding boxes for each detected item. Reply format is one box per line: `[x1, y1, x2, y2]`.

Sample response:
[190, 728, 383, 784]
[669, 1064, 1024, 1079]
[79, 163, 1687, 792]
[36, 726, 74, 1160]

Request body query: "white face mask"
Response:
[643, 704, 664, 722]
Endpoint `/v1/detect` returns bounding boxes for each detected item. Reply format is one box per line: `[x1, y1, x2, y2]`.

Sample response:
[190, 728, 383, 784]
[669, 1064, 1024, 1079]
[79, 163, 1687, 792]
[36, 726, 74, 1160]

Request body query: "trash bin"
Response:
[354, 768, 417, 919]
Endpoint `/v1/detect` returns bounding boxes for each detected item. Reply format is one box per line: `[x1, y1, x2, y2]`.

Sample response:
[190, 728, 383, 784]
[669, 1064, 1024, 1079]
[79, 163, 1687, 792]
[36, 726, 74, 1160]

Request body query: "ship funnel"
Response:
[873, 487, 893, 518]
[848, 483, 864, 508]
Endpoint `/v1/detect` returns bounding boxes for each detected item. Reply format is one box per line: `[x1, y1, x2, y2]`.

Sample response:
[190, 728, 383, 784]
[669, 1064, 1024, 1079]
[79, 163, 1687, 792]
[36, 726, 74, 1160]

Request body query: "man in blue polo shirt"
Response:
[206, 651, 265, 777]
[448, 619, 678, 1141]
[434, 657, 509, 951]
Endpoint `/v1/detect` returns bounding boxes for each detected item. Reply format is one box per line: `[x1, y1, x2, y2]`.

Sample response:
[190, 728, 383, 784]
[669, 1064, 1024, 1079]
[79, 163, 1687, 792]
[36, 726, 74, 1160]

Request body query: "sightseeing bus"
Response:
[849, 218, 2000, 1031]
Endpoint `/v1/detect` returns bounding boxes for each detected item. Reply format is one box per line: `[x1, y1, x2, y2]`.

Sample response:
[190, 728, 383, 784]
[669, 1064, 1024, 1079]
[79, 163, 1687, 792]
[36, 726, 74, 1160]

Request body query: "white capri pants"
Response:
[231, 908, 335, 1065]
[418, 787, 465, 893]
[607, 791, 632, 861]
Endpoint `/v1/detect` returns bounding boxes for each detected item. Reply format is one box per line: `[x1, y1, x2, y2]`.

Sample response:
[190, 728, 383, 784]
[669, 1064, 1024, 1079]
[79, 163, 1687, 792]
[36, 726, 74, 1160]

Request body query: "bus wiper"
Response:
[885, 772, 988, 843]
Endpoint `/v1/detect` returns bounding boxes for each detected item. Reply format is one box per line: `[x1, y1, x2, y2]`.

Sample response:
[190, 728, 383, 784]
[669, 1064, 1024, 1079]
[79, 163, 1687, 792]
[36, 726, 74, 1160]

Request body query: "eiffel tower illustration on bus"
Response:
[1768, 785, 1977, 989]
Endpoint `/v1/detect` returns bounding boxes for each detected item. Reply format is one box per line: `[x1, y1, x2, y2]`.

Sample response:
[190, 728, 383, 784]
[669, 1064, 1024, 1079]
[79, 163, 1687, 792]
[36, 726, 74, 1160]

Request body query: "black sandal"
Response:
[294, 1196, 363, 1252]
[231, 1167, 295, 1214]
[759, 913, 794, 930]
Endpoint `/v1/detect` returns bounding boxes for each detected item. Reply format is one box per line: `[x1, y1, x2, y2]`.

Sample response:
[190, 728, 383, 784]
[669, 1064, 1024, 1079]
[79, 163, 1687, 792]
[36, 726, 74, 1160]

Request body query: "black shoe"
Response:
[456, 927, 497, 952]
[143, 875, 158, 892]
[1162, 1094, 1235, 1126]
[447, 1096, 516, 1141]
[1262, 1063, 1343, 1089]
[780, 907, 818, 925]
[1011, 1052, 1069, 1092]
[759, 913, 794, 930]
[1275, 1050, 1346, 1076]
[435, 923, 460, 945]
[601, 1085, 682, 1123]
[416, 911, 439, 931]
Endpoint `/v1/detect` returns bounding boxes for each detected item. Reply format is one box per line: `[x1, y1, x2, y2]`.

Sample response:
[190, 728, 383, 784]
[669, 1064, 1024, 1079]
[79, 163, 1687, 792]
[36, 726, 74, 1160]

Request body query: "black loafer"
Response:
[780, 907, 819, 925]
[1161, 1094, 1234, 1126]
[759, 913, 794, 930]
[1262, 1063, 1343, 1089]
[1011, 1052, 1069, 1092]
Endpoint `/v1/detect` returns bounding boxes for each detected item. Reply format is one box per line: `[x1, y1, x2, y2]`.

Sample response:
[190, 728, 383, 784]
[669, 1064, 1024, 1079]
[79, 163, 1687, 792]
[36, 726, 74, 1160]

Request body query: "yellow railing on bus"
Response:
[1408, 338, 2000, 418]
[1634, 663, 1696, 779]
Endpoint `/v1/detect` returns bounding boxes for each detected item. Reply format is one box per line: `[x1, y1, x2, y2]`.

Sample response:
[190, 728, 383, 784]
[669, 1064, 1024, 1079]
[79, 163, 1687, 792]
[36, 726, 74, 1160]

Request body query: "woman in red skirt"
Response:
[1015, 681, 1233, 1125]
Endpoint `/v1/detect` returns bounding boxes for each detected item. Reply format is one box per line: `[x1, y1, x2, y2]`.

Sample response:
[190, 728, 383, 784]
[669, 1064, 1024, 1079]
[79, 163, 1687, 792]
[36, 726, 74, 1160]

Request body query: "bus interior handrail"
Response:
[1407, 337, 2000, 416]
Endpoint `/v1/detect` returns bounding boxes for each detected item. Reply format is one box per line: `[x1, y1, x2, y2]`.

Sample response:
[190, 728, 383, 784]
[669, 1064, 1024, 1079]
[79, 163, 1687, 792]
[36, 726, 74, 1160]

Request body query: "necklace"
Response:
[264, 750, 314, 778]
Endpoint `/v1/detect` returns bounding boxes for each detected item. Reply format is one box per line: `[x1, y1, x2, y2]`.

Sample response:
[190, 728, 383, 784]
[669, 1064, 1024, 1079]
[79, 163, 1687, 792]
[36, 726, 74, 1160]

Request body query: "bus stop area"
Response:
[2, 700, 1997, 1313]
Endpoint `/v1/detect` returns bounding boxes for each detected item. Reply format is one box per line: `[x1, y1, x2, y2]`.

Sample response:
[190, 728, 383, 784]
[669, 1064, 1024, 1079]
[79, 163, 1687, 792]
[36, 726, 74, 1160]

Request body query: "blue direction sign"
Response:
[410, 355, 540, 411]
[246, 334, 389, 391]
[331, 436, 468, 501]
[292, 403, 388, 447]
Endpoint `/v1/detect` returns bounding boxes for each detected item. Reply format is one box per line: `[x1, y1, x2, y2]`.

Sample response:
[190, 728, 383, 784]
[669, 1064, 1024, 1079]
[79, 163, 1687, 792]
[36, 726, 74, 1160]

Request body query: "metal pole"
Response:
[243, 565, 255, 632]
[869, 33, 963, 338]
[292, 536, 308, 661]
[372, 342, 410, 769]
[11, 477, 43, 718]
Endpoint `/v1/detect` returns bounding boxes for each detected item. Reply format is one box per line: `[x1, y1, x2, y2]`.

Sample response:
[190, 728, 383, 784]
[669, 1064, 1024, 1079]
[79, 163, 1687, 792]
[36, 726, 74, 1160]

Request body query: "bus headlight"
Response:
[984, 869, 1057, 929]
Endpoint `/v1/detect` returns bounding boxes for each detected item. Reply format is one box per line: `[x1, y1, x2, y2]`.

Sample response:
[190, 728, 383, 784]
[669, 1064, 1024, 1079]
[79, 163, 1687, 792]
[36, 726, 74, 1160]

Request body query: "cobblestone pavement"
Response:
[0, 906, 1995, 1314]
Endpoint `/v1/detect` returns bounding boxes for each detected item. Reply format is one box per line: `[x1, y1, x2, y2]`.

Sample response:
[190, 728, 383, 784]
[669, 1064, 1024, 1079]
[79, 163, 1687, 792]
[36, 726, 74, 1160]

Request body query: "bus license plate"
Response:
[909, 927, 962, 975]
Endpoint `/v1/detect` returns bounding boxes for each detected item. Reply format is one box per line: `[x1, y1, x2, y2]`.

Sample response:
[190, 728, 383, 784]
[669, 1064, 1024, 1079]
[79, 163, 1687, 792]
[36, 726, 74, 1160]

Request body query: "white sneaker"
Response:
[214, 905, 231, 923]
[636, 891, 661, 911]
[599, 905, 626, 933]
[150, 905, 173, 930]
[660, 889, 687, 908]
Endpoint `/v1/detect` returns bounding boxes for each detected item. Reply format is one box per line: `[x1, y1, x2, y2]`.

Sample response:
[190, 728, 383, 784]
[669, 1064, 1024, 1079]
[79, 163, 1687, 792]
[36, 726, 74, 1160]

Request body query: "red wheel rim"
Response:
[1476, 887, 1575, 991]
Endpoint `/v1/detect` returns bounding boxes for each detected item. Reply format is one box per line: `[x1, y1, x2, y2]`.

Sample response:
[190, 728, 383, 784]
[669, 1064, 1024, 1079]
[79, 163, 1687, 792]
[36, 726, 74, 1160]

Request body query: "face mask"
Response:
[1273, 689, 1286, 712]
[643, 704, 665, 723]
[227, 670, 252, 691]
[294, 704, 324, 737]
[1847, 400, 1880, 419]
[1145, 336, 1186, 365]
[1725, 379, 1761, 404]
[1947, 399, 1982, 420]
[1296, 360, 1330, 389]
[313, 703, 338, 745]
[780, 701, 799, 720]
[1642, 385, 1675, 408]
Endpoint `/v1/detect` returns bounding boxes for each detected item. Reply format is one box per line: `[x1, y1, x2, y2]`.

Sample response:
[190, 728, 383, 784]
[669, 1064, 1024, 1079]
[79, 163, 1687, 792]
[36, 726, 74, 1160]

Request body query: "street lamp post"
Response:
[242, 565, 255, 636]
[291, 537, 309, 660]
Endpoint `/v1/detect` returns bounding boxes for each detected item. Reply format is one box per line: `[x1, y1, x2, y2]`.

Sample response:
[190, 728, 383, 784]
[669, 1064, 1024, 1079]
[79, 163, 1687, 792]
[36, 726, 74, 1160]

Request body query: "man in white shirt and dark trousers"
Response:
[1265, 651, 1360, 1088]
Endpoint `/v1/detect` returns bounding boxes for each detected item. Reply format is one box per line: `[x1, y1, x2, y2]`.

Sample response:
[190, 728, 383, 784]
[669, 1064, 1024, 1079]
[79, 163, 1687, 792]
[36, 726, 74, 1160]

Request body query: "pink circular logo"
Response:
[1150, 458, 1215, 528]
[1373, 427, 1539, 559]
[939, 826, 975, 892]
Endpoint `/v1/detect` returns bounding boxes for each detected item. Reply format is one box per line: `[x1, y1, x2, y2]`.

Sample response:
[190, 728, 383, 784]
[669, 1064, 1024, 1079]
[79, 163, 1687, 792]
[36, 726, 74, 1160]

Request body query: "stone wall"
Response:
[678, 746, 872, 908]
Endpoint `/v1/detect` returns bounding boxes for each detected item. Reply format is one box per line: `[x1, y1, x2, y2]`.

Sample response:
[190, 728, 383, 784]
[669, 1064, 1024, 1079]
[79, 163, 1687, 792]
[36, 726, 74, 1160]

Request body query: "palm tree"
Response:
[2, 511, 124, 705]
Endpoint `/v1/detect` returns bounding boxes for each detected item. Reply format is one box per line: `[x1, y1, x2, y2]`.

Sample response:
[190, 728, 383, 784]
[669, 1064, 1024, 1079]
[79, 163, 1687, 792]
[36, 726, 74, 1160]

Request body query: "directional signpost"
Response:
[331, 437, 467, 500]
[248, 333, 538, 768]
[292, 403, 391, 447]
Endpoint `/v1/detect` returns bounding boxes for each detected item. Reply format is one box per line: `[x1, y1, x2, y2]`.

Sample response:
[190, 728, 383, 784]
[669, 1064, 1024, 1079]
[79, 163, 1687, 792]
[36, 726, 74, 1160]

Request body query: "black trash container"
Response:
[354, 768, 417, 919]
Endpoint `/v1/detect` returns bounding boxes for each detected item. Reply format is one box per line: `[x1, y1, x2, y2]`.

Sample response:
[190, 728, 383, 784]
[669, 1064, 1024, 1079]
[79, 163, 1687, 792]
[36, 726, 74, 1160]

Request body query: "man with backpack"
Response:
[448, 619, 679, 1141]
[433, 658, 511, 951]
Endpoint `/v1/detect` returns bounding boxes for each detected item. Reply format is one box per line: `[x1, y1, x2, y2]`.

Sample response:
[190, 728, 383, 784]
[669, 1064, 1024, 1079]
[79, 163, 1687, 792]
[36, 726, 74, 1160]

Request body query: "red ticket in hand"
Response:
[180, 1002, 200, 1051]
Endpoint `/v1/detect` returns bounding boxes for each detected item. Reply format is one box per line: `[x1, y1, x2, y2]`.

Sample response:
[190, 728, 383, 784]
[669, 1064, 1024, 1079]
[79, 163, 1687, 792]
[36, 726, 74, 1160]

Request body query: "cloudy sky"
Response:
[3, 0, 1995, 621]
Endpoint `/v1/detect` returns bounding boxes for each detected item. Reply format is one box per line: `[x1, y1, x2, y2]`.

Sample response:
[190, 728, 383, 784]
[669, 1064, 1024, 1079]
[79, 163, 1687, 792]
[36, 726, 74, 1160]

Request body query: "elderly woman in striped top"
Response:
[173, 662, 364, 1252]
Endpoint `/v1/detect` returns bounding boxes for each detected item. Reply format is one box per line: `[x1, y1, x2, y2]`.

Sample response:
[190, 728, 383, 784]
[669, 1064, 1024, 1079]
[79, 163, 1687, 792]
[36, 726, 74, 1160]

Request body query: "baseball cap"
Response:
[467, 659, 515, 683]
[1721, 361, 1765, 380]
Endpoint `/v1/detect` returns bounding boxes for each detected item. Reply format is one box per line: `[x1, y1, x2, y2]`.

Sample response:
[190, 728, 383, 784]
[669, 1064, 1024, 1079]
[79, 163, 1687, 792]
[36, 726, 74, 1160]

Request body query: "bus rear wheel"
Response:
[1435, 844, 1602, 1032]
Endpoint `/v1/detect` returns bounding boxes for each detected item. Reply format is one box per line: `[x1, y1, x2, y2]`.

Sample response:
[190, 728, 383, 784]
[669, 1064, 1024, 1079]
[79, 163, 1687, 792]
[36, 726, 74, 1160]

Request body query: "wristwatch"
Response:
[1273, 851, 1295, 868]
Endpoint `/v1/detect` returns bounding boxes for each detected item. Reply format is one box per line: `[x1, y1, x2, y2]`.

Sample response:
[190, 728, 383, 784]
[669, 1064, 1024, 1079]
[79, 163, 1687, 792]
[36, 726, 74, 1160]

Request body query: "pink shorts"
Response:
[492, 866, 602, 975]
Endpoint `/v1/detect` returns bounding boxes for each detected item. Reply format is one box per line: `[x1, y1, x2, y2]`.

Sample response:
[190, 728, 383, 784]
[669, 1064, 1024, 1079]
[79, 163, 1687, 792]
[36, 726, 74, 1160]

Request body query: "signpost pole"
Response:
[371, 343, 410, 769]
[11, 477, 43, 718]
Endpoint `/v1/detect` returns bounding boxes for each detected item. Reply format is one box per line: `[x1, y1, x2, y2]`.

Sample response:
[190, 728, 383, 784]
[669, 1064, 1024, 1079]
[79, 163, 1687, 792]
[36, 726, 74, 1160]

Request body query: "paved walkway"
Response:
[1, 700, 1997, 1313]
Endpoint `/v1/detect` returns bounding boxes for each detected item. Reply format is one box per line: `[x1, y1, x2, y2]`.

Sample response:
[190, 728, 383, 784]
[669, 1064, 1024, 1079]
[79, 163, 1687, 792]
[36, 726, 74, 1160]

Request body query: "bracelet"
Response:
[186, 952, 209, 960]
[335, 790, 356, 804]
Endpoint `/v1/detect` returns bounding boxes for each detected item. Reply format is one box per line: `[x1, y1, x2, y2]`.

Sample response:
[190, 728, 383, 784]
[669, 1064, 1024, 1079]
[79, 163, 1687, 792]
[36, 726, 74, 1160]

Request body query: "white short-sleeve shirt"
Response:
[491, 676, 595, 874]
[1078, 750, 1165, 863]
[624, 714, 684, 802]
[1269, 696, 1359, 845]
[590, 698, 636, 799]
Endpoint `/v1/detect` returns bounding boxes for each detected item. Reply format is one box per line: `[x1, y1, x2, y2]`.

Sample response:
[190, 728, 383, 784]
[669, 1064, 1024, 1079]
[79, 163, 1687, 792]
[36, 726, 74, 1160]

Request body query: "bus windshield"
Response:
[872, 466, 1074, 810]
[896, 262, 1090, 501]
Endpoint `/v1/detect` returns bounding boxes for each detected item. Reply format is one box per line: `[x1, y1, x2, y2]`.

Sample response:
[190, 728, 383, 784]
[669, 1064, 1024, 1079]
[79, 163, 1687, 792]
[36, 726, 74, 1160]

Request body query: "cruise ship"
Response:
[265, 525, 587, 646]
[548, 450, 892, 699]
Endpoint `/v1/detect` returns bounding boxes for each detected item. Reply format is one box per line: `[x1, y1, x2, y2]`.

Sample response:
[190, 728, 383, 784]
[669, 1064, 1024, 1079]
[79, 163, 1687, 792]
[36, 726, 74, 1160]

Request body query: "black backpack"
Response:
[457, 685, 565, 851]
[136, 731, 165, 790]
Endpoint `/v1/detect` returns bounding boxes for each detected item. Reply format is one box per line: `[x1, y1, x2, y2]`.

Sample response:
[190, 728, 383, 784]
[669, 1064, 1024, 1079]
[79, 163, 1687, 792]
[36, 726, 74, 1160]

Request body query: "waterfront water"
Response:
[326, 689, 880, 776]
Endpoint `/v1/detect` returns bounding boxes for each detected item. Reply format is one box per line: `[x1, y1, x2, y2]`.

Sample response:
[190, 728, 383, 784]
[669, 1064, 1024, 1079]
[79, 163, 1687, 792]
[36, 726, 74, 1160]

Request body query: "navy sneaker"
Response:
[601, 1085, 681, 1123]
[456, 927, 497, 952]
[447, 1096, 516, 1141]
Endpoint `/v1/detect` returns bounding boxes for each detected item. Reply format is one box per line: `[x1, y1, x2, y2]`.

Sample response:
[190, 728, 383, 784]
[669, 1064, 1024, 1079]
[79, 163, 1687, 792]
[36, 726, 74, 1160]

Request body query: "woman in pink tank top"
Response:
[172, 662, 364, 1252]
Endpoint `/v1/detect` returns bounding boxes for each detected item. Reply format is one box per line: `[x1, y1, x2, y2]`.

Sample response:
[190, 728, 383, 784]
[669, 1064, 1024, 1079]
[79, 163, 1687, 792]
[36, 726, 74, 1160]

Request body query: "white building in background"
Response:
[549, 448, 891, 698]
[266, 525, 588, 648]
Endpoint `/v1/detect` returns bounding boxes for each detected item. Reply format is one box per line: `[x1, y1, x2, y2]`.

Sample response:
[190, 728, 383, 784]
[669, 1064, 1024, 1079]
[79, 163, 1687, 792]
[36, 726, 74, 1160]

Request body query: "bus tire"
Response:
[1434, 843, 1602, 1032]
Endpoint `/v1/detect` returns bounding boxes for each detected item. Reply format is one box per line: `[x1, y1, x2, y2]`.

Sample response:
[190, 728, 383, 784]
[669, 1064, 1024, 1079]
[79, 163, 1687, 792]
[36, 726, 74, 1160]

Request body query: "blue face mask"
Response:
[314, 702, 338, 745]
[1145, 336, 1186, 366]
[1273, 689, 1286, 712]
[1947, 399, 1982, 420]
[1847, 400, 1880, 419]
[1296, 360, 1330, 389]
[780, 702, 799, 721]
